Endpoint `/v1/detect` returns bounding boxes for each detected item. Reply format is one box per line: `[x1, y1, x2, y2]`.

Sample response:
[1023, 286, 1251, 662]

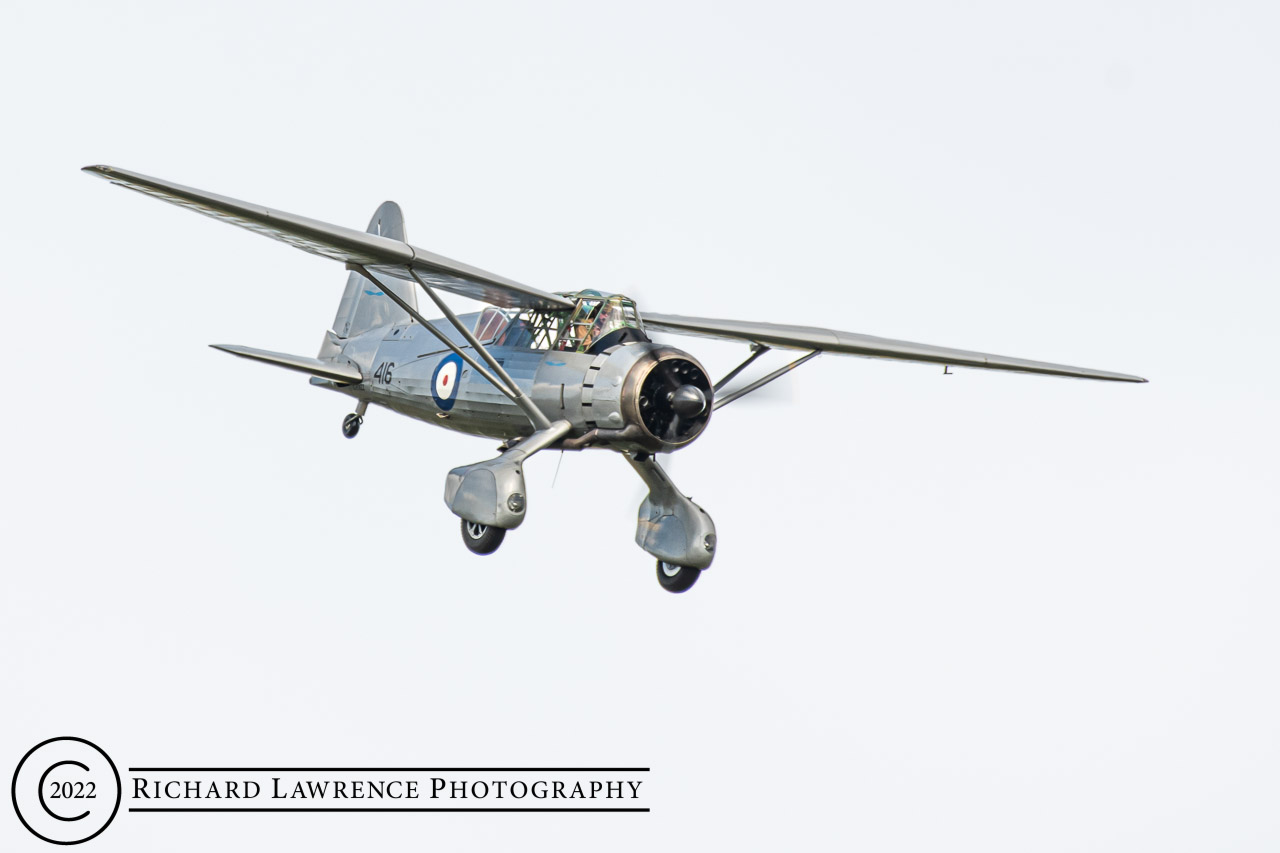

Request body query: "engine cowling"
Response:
[578, 344, 714, 452]
[626, 351, 713, 448]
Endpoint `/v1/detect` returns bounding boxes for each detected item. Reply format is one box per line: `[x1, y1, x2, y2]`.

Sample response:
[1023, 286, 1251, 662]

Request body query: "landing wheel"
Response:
[656, 560, 700, 593]
[461, 519, 506, 555]
[341, 413, 362, 439]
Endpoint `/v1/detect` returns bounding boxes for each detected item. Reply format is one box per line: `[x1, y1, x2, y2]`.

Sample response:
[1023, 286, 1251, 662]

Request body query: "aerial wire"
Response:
[552, 450, 565, 488]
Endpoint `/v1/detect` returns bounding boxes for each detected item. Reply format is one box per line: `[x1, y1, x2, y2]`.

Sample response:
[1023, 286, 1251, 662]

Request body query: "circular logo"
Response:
[12, 737, 121, 845]
[431, 354, 464, 411]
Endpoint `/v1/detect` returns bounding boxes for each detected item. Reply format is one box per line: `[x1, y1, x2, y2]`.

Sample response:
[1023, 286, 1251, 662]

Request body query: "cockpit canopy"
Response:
[478, 290, 647, 353]
[554, 291, 644, 353]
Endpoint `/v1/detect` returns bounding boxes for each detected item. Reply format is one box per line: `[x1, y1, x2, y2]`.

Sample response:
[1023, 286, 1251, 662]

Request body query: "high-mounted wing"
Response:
[82, 165, 573, 312]
[643, 313, 1147, 383]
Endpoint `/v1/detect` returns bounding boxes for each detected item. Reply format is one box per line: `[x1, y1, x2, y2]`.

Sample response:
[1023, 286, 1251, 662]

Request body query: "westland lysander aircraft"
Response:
[85, 166, 1146, 593]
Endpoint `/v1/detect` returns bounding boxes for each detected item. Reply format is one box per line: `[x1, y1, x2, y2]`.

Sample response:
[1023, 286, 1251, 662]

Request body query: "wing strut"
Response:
[713, 350, 819, 411]
[349, 265, 531, 426]
[713, 344, 770, 393]
[348, 264, 553, 432]
[406, 267, 553, 431]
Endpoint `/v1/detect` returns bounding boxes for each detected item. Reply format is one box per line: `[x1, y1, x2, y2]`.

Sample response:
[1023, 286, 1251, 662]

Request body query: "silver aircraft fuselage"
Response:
[317, 312, 711, 450]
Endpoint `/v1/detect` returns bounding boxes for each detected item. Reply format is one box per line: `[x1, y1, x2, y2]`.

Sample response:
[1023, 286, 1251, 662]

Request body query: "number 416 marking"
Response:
[374, 362, 395, 385]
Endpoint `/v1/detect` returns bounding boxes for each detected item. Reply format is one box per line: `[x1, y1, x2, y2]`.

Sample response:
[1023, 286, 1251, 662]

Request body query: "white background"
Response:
[3, 1, 1278, 850]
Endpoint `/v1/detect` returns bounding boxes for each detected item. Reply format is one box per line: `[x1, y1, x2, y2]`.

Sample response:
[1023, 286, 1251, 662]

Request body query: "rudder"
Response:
[330, 201, 419, 339]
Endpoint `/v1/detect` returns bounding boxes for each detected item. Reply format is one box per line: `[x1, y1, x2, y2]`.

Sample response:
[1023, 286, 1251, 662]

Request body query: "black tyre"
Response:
[461, 519, 506, 555]
[341, 413, 362, 439]
[656, 560, 700, 593]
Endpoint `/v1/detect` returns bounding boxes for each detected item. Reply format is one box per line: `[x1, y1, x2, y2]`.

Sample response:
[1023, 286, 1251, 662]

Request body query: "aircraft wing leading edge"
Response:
[82, 165, 574, 312]
[643, 313, 1147, 383]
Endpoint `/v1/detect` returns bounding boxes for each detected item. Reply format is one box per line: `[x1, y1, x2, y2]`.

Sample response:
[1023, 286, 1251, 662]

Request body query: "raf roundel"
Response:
[431, 354, 464, 411]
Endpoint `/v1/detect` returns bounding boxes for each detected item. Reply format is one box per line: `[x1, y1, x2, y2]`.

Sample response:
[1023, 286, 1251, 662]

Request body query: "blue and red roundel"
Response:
[431, 354, 464, 411]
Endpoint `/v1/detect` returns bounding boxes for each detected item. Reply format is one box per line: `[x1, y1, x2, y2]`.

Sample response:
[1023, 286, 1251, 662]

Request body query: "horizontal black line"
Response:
[130, 808, 648, 813]
[127, 768, 649, 773]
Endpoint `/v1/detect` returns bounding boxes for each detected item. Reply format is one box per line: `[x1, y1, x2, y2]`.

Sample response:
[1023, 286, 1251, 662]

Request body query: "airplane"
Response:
[84, 165, 1147, 593]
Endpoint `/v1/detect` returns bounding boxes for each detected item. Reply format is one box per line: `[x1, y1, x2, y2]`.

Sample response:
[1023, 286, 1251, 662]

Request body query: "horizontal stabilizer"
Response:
[210, 344, 363, 385]
[643, 313, 1147, 383]
[83, 165, 573, 311]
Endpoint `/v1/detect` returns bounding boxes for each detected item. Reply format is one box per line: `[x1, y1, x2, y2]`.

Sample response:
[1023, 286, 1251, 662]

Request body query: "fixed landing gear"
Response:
[342, 401, 369, 439]
[462, 519, 506, 555]
[657, 560, 701, 593]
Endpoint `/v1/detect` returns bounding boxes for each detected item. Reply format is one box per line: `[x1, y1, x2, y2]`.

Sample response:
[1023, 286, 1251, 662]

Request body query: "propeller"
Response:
[638, 358, 712, 443]
[670, 384, 707, 417]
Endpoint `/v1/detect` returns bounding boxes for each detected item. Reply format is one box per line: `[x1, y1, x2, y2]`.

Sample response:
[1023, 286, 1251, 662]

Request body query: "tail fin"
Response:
[330, 201, 419, 338]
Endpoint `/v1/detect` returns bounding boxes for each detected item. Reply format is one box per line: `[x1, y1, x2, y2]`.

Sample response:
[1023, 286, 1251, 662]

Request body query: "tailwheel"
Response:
[341, 413, 363, 439]
[656, 560, 700, 593]
[461, 519, 506, 555]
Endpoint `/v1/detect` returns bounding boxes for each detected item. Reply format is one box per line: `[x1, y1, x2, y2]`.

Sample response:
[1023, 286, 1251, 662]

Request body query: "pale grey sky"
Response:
[3, 1, 1278, 850]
